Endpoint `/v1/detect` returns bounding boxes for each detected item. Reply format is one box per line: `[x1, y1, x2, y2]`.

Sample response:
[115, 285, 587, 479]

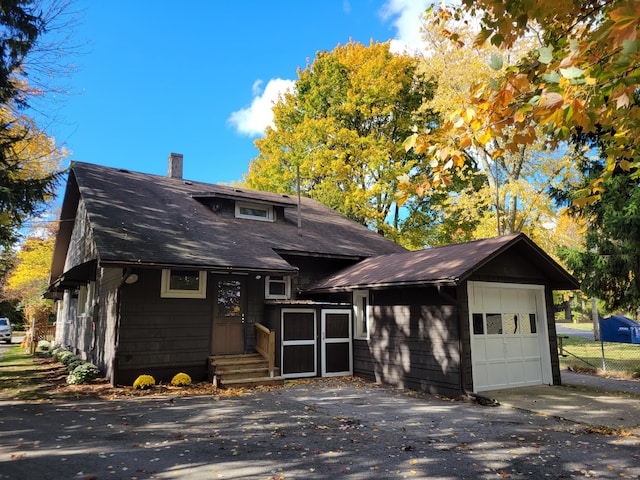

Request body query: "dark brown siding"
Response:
[456, 283, 474, 393]
[546, 285, 561, 385]
[279, 254, 360, 295]
[115, 270, 265, 386]
[356, 287, 462, 398]
[472, 250, 547, 284]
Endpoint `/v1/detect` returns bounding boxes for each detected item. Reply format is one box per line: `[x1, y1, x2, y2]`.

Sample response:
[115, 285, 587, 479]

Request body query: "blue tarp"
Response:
[599, 315, 640, 344]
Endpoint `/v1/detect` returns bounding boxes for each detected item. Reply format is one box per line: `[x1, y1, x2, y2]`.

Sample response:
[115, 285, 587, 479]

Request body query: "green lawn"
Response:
[0, 346, 67, 400]
[558, 335, 640, 376]
[556, 322, 594, 331]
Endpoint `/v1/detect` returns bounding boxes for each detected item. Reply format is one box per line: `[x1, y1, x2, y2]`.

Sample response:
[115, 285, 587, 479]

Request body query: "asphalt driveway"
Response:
[1, 377, 639, 480]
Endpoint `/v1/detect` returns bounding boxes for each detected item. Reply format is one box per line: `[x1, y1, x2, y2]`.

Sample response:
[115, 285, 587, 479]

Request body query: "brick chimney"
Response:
[168, 152, 183, 179]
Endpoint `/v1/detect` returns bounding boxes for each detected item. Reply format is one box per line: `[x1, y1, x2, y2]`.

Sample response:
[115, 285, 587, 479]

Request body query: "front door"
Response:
[212, 276, 246, 355]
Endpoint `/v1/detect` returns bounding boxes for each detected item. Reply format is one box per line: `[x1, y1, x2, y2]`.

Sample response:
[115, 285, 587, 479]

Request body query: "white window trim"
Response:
[161, 269, 207, 298]
[235, 201, 274, 222]
[353, 290, 369, 340]
[265, 275, 291, 299]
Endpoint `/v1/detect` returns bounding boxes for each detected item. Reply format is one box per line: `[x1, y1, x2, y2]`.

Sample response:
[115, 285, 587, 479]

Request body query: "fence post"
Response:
[600, 337, 606, 371]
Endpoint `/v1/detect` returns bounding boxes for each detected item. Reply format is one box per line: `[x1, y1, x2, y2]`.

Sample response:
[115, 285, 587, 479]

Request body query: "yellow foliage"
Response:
[4, 234, 55, 308]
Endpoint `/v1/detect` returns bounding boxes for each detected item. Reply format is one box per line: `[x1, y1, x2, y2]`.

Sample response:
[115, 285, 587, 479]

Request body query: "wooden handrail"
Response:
[255, 322, 275, 377]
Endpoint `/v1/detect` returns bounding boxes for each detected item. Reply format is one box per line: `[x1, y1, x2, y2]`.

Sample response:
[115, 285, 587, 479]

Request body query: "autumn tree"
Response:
[407, 1, 640, 209]
[3, 226, 55, 332]
[0, 0, 73, 249]
[3, 232, 54, 305]
[402, 7, 582, 253]
[243, 40, 439, 243]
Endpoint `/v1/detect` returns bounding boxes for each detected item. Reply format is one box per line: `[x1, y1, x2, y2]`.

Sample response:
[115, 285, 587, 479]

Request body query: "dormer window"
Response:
[235, 202, 274, 222]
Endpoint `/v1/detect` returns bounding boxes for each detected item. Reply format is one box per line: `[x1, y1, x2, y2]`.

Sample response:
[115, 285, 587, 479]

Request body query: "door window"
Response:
[217, 280, 241, 316]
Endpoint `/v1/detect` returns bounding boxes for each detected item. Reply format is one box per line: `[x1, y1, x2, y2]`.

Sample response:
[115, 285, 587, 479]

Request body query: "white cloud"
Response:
[228, 78, 295, 137]
[381, 0, 432, 53]
[228, 1, 432, 137]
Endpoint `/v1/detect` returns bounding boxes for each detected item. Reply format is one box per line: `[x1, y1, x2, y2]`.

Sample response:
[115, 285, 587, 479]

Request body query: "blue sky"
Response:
[46, 1, 431, 186]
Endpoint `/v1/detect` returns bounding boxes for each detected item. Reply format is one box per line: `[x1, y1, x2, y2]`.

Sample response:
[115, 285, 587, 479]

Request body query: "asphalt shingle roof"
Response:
[57, 162, 405, 275]
[307, 233, 579, 292]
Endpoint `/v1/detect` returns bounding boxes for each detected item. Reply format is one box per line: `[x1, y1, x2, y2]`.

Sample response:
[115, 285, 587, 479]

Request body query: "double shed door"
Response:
[280, 308, 352, 378]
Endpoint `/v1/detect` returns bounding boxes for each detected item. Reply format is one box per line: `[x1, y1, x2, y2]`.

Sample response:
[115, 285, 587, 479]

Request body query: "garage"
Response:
[307, 233, 579, 398]
[468, 282, 553, 391]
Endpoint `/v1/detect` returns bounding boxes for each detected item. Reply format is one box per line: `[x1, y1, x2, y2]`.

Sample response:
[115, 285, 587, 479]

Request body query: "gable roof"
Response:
[50, 162, 406, 280]
[306, 233, 579, 292]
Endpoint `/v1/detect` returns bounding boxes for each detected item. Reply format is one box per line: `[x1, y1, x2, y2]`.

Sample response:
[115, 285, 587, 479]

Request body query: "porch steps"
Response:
[209, 353, 285, 389]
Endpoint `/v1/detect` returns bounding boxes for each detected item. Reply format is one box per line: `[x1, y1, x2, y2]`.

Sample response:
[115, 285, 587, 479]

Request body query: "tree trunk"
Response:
[591, 297, 600, 341]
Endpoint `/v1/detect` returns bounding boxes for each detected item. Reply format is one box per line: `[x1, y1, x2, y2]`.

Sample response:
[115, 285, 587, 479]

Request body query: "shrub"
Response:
[67, 363, 99, 384]
[51, 346, 65, 359]
[66, 358, 84, 373]
[57, 350, 76, 365]
[133, 374, 156, 390]
[170, 372, 192, 387]
[37, 340, 51, 351]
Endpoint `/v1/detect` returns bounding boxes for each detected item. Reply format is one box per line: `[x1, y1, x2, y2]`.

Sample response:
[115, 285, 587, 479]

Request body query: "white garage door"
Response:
[468, 282, 552, 392]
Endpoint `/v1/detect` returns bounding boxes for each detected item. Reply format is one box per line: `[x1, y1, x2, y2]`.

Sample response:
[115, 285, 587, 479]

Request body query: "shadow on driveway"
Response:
[0, 378, 639, 479]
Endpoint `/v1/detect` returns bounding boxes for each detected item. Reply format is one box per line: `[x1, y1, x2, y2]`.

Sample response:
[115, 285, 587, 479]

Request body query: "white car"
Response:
[0, 318, 12, 344]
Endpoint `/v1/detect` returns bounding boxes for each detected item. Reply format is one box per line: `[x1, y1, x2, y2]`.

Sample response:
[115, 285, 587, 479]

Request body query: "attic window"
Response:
[161, 269, 207, 298]
[235, 202, 274, 222]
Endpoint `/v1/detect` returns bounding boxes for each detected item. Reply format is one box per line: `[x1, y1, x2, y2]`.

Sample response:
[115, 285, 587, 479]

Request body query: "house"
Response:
[48, 156, 579, 396]
[47, 156, 406, 386]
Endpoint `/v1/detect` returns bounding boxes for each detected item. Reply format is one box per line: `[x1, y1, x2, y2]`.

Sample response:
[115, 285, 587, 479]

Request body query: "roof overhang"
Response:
[45, 260, 97, 299]
[191, 190, 297, 208]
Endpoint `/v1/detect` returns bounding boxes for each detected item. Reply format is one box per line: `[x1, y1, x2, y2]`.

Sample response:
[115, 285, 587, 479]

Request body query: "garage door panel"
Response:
[487, 362, 508, 388]
[472, 339, 487, 361]
[469, 283, 547, 392]
[485, 337, 506, 360]
[501, 291, 519, 311]
[521, 338, 540, 356]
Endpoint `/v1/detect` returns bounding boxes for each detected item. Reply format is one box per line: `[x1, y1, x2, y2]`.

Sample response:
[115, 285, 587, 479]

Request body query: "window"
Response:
[472, 313, 484, 335]
[486, 313, 502, 335]
[161, 269, 207, 298]
[265, 275, 291, 299]
[235, 202, 274, 222]
[217, 279, 242, 316]
[353, 290, 369, 340]
[77, 281, 95, 316]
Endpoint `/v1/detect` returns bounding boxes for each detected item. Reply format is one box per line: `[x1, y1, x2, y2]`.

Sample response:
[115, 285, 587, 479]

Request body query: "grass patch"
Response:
[558, 335, 640, 378]
[556, 322, 594, 331]
[0, 346, 70, 400]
